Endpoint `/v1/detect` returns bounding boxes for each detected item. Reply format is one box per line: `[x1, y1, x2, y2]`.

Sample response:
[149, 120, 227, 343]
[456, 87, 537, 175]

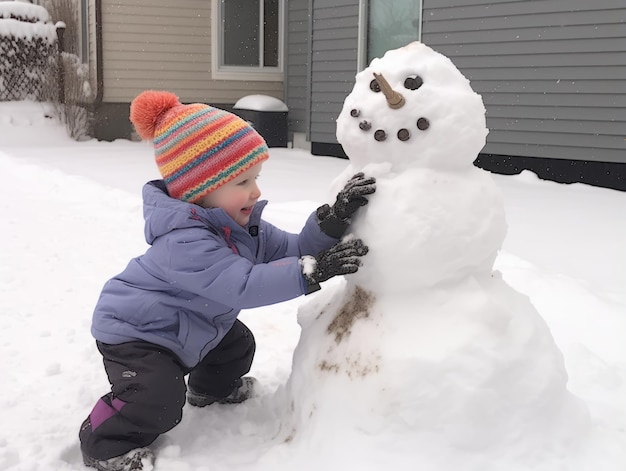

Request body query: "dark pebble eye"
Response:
[350, 109, 360, 117]
[398, 129, 410, 141]
[404, 76, 423, 90]
[370, 79, 381, 92]
[374, 129, 387, 141]
[417, 117, 430, 130]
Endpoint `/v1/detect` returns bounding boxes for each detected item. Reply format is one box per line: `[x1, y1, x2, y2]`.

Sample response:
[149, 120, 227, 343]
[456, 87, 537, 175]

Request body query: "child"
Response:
[79, 90, 375, 471]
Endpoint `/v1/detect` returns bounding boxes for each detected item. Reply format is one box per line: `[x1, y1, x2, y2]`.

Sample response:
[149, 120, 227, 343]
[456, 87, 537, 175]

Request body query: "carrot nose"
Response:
[373, 72, 405, 109]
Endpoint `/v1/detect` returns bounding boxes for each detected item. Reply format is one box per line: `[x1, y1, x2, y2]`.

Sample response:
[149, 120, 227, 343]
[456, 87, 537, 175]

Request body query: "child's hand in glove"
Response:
[317, 173, 376, 238]
[300, 239, 369, 293]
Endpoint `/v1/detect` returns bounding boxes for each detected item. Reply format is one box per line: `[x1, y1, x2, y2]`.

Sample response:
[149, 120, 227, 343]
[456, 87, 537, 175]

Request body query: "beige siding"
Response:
[100, 0, 283, 104]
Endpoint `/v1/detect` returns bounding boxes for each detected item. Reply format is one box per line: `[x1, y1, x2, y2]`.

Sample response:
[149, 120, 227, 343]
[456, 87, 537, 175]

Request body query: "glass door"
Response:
[367, 0, 422, 63]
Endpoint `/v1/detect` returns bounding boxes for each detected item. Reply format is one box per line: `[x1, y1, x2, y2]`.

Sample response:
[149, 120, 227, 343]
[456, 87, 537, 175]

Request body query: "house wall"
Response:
[308, 0, 360, 147]
[98, 0, 283, 104]
[294, 0, 625, 168]
[422, 0, 626, 164]
[285, 0, 311, 135]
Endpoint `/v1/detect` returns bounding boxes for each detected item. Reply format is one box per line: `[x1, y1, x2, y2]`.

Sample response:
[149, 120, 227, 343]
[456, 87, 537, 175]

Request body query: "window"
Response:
[367, 0, 421, 64]
[211, 0, 284, 81]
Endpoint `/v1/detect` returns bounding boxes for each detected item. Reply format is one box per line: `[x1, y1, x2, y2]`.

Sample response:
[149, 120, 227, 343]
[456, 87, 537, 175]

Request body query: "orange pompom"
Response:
[130, 90, 181, 140]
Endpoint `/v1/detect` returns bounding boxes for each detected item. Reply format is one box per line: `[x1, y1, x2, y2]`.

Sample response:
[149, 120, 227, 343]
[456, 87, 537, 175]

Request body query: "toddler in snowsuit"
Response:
[79, 90, 375, 471]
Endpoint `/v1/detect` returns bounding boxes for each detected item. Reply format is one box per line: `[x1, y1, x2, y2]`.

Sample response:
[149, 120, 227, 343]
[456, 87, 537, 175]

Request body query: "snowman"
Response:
[279, 42, 589, 469]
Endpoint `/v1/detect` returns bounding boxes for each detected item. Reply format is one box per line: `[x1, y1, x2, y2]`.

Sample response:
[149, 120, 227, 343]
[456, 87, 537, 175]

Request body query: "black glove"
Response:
[301, 239, 369, 294]
[318, 173, 376, 238]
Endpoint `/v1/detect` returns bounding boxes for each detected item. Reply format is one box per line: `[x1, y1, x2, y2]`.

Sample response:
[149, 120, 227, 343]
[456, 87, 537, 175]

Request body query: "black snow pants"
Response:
[79, 320, 255, 460]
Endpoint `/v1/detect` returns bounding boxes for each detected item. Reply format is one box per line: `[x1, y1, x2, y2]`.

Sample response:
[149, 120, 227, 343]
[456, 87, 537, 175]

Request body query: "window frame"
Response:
[211, 0, 285, 82]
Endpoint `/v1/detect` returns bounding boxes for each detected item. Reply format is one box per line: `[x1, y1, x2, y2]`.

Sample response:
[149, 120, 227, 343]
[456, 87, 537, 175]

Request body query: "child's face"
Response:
[198, 163, 263, 226]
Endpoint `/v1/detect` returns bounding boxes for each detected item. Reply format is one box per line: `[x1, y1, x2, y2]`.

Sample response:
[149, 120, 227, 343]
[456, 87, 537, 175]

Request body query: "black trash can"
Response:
[233, 95, 288, 148]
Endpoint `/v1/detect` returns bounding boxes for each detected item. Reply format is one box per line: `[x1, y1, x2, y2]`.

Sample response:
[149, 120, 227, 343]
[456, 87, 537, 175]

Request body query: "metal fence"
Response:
[0, 17, 63, 102]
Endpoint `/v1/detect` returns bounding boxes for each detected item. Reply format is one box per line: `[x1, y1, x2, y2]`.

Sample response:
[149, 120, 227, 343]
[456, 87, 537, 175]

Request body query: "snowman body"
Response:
[281, 42, 588, 467]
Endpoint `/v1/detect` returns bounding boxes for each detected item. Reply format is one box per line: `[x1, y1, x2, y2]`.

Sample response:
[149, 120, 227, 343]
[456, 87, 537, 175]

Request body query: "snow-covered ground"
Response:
[1, 100, 625, 470]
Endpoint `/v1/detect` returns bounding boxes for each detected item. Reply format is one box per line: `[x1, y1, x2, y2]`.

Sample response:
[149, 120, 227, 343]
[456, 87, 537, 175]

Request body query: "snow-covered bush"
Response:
[57, 50, 92, 140]
[44, 0, 93, 140]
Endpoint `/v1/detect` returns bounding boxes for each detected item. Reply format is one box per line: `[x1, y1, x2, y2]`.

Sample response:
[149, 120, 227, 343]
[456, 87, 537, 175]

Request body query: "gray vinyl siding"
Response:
[309, 0, 360, 144]
[99, 0, 282, 104]
[422, 0, 626, 163]
[286, 0, 310, 134]
[296, 0, 625, 164]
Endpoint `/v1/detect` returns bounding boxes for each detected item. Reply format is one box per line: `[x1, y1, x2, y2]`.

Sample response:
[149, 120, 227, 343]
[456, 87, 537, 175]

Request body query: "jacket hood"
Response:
[142, 180, 266, 244]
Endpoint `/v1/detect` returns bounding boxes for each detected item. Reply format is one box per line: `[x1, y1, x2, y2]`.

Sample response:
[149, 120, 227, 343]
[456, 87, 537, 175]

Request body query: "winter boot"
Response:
[187, 376, 257, 407]
[83, 447, 155, 471]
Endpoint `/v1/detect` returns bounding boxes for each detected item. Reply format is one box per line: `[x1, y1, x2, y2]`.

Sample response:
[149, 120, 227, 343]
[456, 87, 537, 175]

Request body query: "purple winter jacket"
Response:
[91, 180, 338, 368]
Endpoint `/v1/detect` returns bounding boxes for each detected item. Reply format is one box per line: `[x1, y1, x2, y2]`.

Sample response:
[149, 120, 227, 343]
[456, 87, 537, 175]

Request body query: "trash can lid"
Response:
[233, 95, 288, 112]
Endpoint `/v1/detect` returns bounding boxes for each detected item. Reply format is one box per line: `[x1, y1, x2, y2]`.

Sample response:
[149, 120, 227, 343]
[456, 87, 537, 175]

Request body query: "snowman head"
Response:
[336, 42, 488, 172]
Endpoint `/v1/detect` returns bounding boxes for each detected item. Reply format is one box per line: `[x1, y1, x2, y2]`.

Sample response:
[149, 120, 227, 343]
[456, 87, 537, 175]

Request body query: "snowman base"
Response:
[280, 275, 590, 469]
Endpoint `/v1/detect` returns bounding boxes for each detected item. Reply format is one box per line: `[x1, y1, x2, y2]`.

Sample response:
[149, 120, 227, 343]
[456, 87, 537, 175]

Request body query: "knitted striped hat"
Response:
[130, 90, 269, 203]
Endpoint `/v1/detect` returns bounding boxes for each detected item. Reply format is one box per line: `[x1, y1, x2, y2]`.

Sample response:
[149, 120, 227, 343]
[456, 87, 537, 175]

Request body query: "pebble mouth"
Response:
[417, 117, 430, 130]
[397, 129, 410, 141]
[349, 108, 429, 141]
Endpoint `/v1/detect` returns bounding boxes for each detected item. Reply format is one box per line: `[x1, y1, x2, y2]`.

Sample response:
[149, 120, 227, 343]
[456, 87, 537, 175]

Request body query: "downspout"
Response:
[357, 0, 368, 72]
[93, 0, 103, 107]
[305, 0, 313, 142]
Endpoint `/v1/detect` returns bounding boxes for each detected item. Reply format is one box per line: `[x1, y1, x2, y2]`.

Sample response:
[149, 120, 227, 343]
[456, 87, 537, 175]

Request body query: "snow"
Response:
[1, 99, 625, 471]
[0, 1, 55, 42]
[234, 94, 289, 112]
[0, 1, 50, 23]
[0, 17, 56, 42]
